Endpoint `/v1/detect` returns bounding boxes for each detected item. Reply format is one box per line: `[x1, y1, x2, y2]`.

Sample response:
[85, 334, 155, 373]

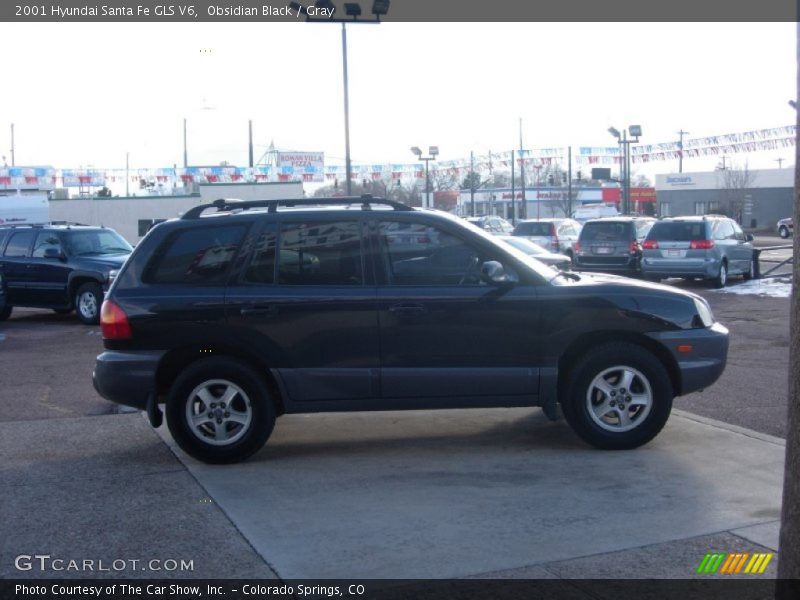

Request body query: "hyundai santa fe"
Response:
[93, 197, 729, 463]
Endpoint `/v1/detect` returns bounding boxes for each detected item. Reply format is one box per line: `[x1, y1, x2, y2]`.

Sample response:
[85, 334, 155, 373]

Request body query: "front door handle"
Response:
[388, 303, 427, 315]
[240, 304, 279, 317]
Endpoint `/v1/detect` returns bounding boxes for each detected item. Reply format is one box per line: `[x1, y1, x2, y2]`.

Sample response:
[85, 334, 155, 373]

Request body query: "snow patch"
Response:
[714, 277, 792, 298]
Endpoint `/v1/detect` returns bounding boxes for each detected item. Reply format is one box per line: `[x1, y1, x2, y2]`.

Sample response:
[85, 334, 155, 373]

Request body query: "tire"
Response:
[75, 282, 103, 325]
[779, 226, 790, 239]
[713, 261, 727, 288]
[561, 342, 674, 450]
[0, 305, 11, 321]
[166, 357, 276, 464]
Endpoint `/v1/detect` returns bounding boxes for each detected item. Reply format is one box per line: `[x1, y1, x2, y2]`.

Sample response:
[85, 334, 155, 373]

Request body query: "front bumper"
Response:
[646, 322, 729, 396]
[93, 350, 165, 410]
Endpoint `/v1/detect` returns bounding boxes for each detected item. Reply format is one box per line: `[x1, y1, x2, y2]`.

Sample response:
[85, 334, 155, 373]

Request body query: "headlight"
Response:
[692, 297, 715, 328]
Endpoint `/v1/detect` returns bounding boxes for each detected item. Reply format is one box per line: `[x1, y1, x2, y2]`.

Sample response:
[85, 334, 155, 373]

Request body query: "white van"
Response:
[0, 192, 49, 225]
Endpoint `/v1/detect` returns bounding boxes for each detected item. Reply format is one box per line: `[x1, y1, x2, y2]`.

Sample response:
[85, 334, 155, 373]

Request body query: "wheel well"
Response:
[69, 277, 101, 299]
[155, 345, 285, 415]
[557, 331, 682, 401]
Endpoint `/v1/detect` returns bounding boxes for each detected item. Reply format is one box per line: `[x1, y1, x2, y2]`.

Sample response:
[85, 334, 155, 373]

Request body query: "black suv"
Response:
[93, 197, 729, 463]
[573, 216, 655, 276]
[0, 224, 133, 324]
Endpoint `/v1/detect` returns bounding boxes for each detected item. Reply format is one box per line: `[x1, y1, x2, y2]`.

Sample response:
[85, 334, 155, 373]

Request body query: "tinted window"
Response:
[244, 229, 277, 284]
[514, 222, 554, 236]
[278, 221, 362, 286]
[3, 230, 34, 257]
[580, 222, 633, 242]
[379, 221, 485, 286]
[635, 220, 655, 239]
[732, 222, 746, 241]
[32, 231, 63, 258]
[146, 225, 246, 285]
[64, 230, 132, 256]
[648, 222, 707, 242]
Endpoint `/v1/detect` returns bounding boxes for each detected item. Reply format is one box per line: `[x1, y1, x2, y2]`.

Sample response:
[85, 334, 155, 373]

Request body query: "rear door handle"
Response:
[389, 303, 427, 315]
[239, 304, 278, 317]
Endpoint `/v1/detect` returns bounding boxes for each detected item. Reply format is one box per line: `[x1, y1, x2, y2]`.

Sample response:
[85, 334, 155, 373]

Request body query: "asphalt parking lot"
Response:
[0, 253, 792, 581]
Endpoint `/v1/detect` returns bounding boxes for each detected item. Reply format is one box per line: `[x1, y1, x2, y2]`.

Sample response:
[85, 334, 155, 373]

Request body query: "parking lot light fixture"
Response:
[344, 3, 362, 17]
[411, 146, 438, 209]
[372, 0, 390, 19]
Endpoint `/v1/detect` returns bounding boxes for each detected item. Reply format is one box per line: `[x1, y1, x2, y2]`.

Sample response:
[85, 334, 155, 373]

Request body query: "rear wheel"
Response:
[166, 357, 276, 464]
[561, 342, 673, 450]
[713, 261, 728, 288]
[75, 282, 103, 324]
[779, 225, 790, 239]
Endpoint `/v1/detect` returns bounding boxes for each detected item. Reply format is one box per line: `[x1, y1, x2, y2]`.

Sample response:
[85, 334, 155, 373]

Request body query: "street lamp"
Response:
[290, 1, 388, 196]
[608, 125, 641, 214]
[411, 145, 438, 208]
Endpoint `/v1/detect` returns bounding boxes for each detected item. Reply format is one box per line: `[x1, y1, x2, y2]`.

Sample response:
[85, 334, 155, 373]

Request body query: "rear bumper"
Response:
[574, 256, 639, 274]
[646, 322, 729, 396]
[93, 350, 165, 410]
[641, 257, 719, 279]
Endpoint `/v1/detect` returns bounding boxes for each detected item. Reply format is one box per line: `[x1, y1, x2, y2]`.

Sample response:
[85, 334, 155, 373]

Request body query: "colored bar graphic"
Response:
[699, 552, 774, 575]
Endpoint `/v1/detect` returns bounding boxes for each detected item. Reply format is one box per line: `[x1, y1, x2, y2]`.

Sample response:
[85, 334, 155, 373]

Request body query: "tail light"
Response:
[551, 224, 559, 251]
[690, 240, 715, 250]
[642, 240, 659, 250]
[574, 241, 581, 253]
[101, 299, 132, 340]
[629, 241, 641, 254]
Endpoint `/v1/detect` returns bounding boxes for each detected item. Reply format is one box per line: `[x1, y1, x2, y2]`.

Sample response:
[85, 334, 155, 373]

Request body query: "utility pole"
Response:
[677, 129, 689, 173]
[567, 146, 573, 218]
[777, 158, 785, 169]
[10, 123, 15, 167]
[248, 120, 254, 168]
[183, 118, 188, 168]
[510, 150, 515, 220]
[469, 150, 475, 217]
[518, 118, 526, 222]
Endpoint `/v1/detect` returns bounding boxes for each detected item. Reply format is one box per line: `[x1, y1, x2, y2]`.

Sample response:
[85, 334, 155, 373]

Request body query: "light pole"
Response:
[608, 125, 641, 214]
[290, 1, 388, 196]
[411, 146, 438, 208]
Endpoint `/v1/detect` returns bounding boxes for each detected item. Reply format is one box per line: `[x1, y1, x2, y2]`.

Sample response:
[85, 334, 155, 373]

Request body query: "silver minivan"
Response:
[641, 216, 755, 287]
[512, 218, 582, 258]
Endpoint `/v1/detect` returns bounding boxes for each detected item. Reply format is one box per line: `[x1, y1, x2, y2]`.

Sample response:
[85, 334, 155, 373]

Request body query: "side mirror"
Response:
[746, 234, 754, 242]
[480, 261, 517, 286]
[44, 248, 65, 260]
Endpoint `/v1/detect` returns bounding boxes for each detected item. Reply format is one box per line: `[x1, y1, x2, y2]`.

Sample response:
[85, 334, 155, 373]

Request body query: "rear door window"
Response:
[514, 222, 553, 236]
[3, 230, 35, 257]
[32, 231, 64, 258]
[278, 221, 363, 286]
[145, 225, 247, 285]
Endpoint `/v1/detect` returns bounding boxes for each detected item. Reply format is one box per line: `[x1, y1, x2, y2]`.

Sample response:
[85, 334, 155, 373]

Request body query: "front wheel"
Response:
[561, 342, 674, 450]
[166, 357, 276, 464]
[743, 258, 756, 281]
[75, 282, 103, 324]
[779, 225, 790, 239]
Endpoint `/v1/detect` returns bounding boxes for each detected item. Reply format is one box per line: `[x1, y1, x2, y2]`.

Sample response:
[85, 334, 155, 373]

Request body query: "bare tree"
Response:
[429, 168, 460, 192]
[717, 162, 756, 223]
[777, 21, 800, 594]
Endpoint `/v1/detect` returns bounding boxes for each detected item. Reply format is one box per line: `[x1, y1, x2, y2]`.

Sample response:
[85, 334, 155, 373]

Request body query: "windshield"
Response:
[64, 230, 133, 256]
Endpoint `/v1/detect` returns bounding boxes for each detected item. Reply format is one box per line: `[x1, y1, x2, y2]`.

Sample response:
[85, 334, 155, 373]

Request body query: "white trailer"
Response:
[0, 192, 49, 225]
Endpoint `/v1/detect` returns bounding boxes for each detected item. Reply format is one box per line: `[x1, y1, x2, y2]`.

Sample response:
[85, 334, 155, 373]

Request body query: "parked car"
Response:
[573, 216, 655, 276]
[466, 215, 514, 235]
[640, 215, 755, 287]
[497, 235, 572, 270]
[0, 267, 7, 321]
[93, 196, 729, 463]
[777, 217, 793, 239]
[512, 218, 582, 258]
[0, 224, 133, 324]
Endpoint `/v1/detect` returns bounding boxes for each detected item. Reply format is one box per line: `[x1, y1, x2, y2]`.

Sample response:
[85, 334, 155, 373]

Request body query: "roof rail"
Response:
[182, 195, 413, 220]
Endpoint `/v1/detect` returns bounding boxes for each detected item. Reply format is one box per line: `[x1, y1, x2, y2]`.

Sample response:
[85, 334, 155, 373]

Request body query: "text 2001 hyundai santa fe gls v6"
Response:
[93, 198, 729, 463]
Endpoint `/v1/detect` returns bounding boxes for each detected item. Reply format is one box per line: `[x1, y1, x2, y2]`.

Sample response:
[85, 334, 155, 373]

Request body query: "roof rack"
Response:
[182, 195, 413, 220]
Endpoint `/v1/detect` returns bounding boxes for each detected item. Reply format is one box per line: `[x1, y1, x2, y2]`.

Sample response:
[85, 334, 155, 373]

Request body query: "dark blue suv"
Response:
[0, 224, 132, 324]
[93, 197, 729, 463]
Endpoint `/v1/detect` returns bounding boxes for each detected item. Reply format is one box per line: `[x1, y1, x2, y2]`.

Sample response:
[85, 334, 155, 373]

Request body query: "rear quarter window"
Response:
[144, 224, 247, 285]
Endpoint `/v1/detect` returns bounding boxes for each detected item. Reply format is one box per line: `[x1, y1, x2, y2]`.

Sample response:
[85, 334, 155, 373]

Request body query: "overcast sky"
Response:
[1, 22, 796, 180]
